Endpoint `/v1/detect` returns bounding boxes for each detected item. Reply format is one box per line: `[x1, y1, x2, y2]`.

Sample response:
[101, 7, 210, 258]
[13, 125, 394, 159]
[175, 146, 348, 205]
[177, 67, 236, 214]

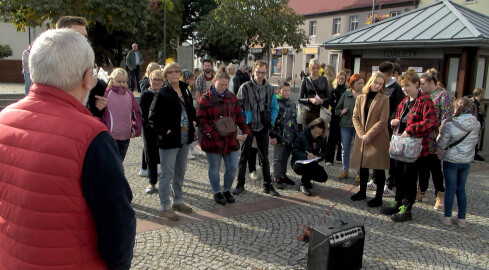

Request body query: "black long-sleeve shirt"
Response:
[81, 132, 136, 270]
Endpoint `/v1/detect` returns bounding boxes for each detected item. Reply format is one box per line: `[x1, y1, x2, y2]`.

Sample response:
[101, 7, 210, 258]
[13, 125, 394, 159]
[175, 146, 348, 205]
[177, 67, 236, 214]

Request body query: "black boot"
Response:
[351, 191, 366, 201]
[367, 196, 382, 207]
[213, 193, 226, 205]
[263, 184, 280, 196]
[382, 200, 402, 215]
[222, 191, 235, 203]
[391, 202, 413, 222]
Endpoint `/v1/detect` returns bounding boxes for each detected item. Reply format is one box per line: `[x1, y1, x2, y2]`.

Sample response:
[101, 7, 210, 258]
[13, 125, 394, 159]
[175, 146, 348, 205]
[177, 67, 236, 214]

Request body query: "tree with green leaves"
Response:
[179, 0, 217, 43]
[0, 45, 13, 59]
[196, 0, 308, 63]
[0, 0, 181, 66]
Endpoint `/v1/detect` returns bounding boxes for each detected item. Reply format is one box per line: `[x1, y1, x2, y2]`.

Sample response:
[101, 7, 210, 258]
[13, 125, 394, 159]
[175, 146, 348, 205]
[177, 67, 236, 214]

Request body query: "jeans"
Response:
[206, 151, 240, 194]
[237, 128, 272, 187]
[273, 144, 292, 179]
[418, 154, 445, 194]
[158, 131, 190, 210]
[116, 139, 130, 161]
[443, 161, 470, 219]
[23, 70, 31, 95]
[130, 66, 141, 92]
[340, 126, 355, 171]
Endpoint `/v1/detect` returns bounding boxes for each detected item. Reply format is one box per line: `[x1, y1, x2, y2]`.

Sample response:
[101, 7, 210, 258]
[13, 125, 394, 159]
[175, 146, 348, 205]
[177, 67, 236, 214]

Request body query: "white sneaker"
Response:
[139, 168, 148, 177]
[383, 186, 396, 197]
[157, 167, 161, 175]
[188, 154, 195, 160]
[249, 171, 259, 181]
[191, 148, 205, 156]
[366, 180, 377, 190]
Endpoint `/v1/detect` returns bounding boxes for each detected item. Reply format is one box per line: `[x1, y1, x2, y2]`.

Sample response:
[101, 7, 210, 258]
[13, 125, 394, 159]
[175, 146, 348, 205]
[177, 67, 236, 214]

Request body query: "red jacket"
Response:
[0, 84, 109, 269]
[197, 88, 250, 154]
[392, 91, 438, 158]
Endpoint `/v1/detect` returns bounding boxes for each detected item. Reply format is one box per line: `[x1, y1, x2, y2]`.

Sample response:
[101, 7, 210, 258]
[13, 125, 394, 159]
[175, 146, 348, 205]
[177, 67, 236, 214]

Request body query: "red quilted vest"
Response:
[0, 84, 109, 270]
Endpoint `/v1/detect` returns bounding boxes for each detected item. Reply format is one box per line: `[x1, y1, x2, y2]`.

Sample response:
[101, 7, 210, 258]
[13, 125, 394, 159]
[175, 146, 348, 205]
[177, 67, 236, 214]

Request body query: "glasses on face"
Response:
[167, 70, 180, 75]
[92, 64, 99, 76]
[150, 78, 164, 82]
[255, 71, 267, 76]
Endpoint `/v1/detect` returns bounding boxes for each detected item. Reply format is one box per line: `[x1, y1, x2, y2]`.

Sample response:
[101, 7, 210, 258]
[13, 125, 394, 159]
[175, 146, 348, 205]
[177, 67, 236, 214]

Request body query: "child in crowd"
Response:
[437, 97, 480, 227]
[270, 82, 298, 189]
[102, 68, 142, 161]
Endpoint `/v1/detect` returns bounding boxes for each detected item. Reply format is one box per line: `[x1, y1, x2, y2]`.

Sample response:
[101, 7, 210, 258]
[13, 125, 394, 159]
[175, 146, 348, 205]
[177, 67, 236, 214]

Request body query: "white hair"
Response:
[29, 28, 94, 91]
[226, 64, 236, 70]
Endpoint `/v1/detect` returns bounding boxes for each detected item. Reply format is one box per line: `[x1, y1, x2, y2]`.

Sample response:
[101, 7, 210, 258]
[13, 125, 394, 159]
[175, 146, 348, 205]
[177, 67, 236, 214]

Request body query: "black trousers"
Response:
[359, 168, 385, 198]
[326, 115, 342, 163]
[293, 162, 328, 188]
[418, 154, 445, 194]
[394, 159, 420, 204]
[237, 128, 272, 186]
[130, 65, 141, 92]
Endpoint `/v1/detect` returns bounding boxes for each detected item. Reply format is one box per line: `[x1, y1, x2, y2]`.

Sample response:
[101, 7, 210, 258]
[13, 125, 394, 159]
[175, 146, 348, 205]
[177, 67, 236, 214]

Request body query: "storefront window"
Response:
[475, 57, 486, 88]
[447, 57, 459, 94]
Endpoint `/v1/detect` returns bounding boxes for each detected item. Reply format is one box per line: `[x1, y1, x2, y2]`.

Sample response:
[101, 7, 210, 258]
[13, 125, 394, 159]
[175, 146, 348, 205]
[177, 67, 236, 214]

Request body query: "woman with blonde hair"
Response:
[149, 62, 198, 221]
[326, 71, 348, 165]
[438, 97, 480, 227]
[140, 70, 164, 194]
[349, 73, 390, 207]
[140, 62, 161, 93]
[298, 58, 329, 126]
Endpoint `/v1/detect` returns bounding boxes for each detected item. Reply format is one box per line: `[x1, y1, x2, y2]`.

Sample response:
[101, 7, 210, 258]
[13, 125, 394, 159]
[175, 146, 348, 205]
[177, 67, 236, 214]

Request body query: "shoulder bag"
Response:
[389, 127, 423, 163]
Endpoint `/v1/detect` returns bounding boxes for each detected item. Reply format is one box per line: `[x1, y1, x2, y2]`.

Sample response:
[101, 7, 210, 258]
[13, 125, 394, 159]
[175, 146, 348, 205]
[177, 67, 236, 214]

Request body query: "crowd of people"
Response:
[1, 14, 486, 270]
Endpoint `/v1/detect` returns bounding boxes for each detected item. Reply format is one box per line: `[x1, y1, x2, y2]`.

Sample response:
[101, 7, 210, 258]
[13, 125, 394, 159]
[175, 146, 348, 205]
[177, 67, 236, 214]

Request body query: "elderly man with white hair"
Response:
[0, 29, 136, 270]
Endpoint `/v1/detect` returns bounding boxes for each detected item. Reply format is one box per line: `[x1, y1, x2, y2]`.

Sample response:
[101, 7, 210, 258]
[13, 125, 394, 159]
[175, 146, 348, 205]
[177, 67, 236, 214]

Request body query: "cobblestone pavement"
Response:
[124, 137, 489, 270]
[2, 83, 488, 269]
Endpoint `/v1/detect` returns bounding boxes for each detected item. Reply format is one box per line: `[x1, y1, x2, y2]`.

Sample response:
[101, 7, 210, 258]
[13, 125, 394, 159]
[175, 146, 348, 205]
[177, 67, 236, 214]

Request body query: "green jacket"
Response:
[126, 50, 143, 69]
[335, 89, 356, 128]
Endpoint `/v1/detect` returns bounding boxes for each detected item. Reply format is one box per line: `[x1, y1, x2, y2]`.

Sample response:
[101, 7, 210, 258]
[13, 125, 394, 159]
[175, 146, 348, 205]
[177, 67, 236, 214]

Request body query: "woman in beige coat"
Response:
[350, 73, 390, 207]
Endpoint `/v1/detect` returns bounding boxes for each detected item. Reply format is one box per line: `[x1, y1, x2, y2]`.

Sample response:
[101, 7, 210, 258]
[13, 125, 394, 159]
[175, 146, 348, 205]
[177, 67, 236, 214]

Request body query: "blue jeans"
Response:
[443, 161, 470, 219]
[206, 151, 240, 194]
[23, 70, 31, 95]
[158, 131, 190, 210]
[340, 126, 355, 171]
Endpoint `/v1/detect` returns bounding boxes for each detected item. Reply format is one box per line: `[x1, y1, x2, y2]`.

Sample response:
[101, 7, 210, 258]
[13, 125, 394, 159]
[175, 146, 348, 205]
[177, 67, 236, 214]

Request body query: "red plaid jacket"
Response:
[197, 88, 250, 154]
[392, 91, 438, 157]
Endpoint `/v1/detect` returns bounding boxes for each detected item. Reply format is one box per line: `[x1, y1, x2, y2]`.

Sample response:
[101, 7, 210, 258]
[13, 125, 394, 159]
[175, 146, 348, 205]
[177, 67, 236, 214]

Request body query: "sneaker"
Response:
[325, 162, 332, 166]
[338, 171, 349, 179]
[391, 203, 413, 222]
[439, 214, 452, 226]
[383, 186, 396, 197]
[263, 185, 280, 196]
[354, 174, 360, 182]
[191, 147, 205, 156]
[300, 185, 312, 196]
[159, 209, 179, 221]
[452, 217, 467, 228]
[145, 185, 157, 194]
[172, 203, 193, 214]
[382, 200, 402, 215]
[366, 180, 377, 190]
[139, 168, 148, 177]
[282, 176, 296, 185]
[274, 179, 285, 189]
[213, 193, 226, 205]
[188, 153, 195, 160]
[249, 171, 259, 181]
[222, 191, 235, 203]
[434, 192, 445, 210]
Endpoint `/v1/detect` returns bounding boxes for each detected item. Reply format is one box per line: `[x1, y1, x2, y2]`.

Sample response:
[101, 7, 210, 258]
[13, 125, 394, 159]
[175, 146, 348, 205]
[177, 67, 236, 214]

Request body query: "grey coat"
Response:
[438, 114, 480, 164]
